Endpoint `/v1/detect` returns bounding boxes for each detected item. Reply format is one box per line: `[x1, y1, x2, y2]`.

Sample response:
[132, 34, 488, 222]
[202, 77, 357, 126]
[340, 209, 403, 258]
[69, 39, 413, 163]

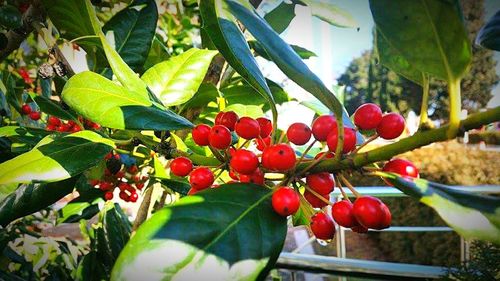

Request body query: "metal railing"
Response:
[276, 185, 500, 280]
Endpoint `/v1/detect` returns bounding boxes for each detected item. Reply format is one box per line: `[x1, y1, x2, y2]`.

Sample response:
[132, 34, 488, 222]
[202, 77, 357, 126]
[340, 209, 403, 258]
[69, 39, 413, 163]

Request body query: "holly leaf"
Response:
[301, 0, 357, 28]
[0, 131, 114, 185]
[111, 183, 287, 280]
[263, 1, 296, 33]
[476, 10, 500, 51]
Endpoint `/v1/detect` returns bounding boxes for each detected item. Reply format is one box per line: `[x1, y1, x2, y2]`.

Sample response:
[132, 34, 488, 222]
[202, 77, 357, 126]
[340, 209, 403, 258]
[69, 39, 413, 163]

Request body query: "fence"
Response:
[275, 185, 500, 280]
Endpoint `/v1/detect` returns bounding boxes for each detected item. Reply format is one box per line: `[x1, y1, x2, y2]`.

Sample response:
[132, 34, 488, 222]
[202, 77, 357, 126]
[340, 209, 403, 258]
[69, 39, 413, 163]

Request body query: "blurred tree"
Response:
[338, 0, 498, 119]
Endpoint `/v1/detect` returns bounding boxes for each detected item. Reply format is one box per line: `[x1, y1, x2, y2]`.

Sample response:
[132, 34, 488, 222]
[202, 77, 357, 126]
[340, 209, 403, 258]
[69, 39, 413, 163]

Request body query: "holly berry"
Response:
[255, 136, 271, 151]
[239, 168, 265, 185]
[354, 103, 383, 130]
[380, 203, 392, 229]
[311, 115, 337, 141]
[187, 188, 198, 195]
[47, 116, 61, 126]
[353, 196, 390, 230]
[306, 172, 334, 194]
[209, 125, 232, 149]
[261, 144, 296, 171]
[104, 192, 114, 201]
[21, 104, 31, 115]
[271, 186, 300, 216]
[217, 111, 239, 131]
[29, 111, 41, 121]
[377, 113, 405, 140]
[70, 125, 81, 133]
[256, 117, 273, 138]
[304, 191, 329, 208]
[287, 123, 312, 145]
[351, 225, 369, 233]
[230, 149, 259, 175]
[310, 212, 335, 240]
[129, 192, 139, 203]
[235, 117, 260, 140]
[189, 167, 214, 190]
[332, 200, 359, 228]
[326, 127, 357, 154]
[119, 191, 129, 201]
[315, 151, 335, 159]
[383, 158, 419, 178]
[170, 157, 193, 177]
[192, 124, 211, 146]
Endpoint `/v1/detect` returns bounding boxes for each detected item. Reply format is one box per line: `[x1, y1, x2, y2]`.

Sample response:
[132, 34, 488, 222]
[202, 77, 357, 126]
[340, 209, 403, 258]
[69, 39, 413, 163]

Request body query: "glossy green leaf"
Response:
[102, 0, 158, 73]
[249, 40, 317, 60]
[142, 48, 218, 106]
[374, 30, 423, 85]
[111, 183, 287, 281]
[61, 71, 193, 131]
[222, 83, 291, 111]
[0, 184, 17, 202]
[476, 10, 500, 51]
[0, 177, 77, 226]
[0, 5, 22, 29]
[225, 104, 264, 119]
[159, 178, 191, 195]
[182, 83, 220, 110]
[0, 131, 114, 185]
[369, 0, 472, 81]
[263, 1, 296, 33]
[301, 0, 357, 28]
[199, 0, 277, 122]
[0, 126, 53, 153]
[382, 173, 500, 245]
[224, 0, 356, 135]
[144, 37, 170, 70]
[29, 93, 78, 121]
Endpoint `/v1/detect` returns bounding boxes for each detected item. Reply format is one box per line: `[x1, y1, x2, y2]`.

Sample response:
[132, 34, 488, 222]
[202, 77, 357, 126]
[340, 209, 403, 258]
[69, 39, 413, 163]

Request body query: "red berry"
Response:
[271, 186, 300, 216]
[170, 157, 193, 177]
[47, 116, 61, 126]
[46, 124, 57, 131]
[89, 179, 100, 186]
[189, 167, 214, 190]
[262, 144, 296, 171]
[230, 149, 259, 175]
[187, 188, 199, 195]
[304, 191, 330, 208]
[229, 169, 239, 180]
[353, 196, 389, 230]
[380, 203, 392, 229]
[354, 103, 383, 130]
[315, 152, 335, 159]
[310, 212, 335, 240]
[239, 168, 264, 185]
[377, 113, 405, 140]
[287, 123, 312, 145]
[215, 111, 224, 124]
[332, 200, 359, 228]
[382, 158, 419, 178]
[255, 136, 271, 151]
[104, 192, 114, 201]
[70, 125, 81, 133]
[29, 111, 41, 121]
[209, 125, 232, 149]
[218, 111, 239, 131]
[235, 117, 260, 140]
[128, 165, 138, 174]
[57, 124, 71, 132]
[256, 117, 273, 138]
[129, 192, 139, 203]
[99, 182, 114, 191]
[192, 124, 211, 146]
[311, 115, 337, 141]
[136, 182, 144, 190]
[326, 127, 357, 154]
[21, 104, 31, 115]
[119, 191, 129, 201]
[351, 225, 369, 233]
[115, 170, 125, 179]
[306, 172, 334, 194]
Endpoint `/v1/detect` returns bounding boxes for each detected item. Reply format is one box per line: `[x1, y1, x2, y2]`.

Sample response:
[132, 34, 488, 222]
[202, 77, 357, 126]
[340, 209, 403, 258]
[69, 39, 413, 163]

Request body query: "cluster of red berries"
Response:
[167, 104, 417, 241]
[21, 104, 41, 121]
[88, 153, 147, 203]
[45, 116, 101, 132]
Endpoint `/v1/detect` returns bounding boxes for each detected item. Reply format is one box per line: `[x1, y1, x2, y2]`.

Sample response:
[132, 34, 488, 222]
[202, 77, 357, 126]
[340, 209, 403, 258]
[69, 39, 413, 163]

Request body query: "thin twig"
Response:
[132, 185, 155, 231]
[295, 140, 316, 168]
[338, 174, 361, 198]
[335, 176, 350, 202]
[352, 134, 378, 154]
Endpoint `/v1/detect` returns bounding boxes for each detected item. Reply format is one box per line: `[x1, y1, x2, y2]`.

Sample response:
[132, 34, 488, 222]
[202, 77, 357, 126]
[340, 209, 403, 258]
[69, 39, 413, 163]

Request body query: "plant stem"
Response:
[132, 185, 154, 231]
[302, 182, 333, 206]
[352, 133, 378, 154]
[336, 177, 350, 202]
[209, 146, 226, 162]
[296, 149, 329, 178]
[419, 73, 430, 127]
[447, 79, 462, 139]
[295, 140, 316, 167]
[338, 174, 361, 198]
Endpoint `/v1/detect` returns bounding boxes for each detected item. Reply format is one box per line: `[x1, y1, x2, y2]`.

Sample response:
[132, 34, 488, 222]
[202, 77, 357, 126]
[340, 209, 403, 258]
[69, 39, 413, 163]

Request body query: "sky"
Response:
[268, 0, 500, 109]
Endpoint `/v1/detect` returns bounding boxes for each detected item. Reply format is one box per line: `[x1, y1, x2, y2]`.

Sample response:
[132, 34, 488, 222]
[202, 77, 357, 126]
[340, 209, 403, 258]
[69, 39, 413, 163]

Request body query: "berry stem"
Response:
[338, 174, 361, 198]
[352, 133, 378, 154]
[295, 140, 316, 167]
[238, 139, 250, 149]
[300, 180, 333, 207]
[296, 149, 329, 178]
[208, 146, 226, 162]
[418, 73, 430, 128]
[335, 176, 351, 202]
[277, 130, 286, 144]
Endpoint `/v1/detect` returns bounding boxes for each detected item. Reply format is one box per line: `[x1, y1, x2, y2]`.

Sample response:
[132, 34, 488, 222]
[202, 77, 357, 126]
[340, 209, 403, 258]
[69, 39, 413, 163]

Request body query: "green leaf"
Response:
[369, 0, 472, 81]
[374, 30, 423, 85]
[222, 83, 291, 111]
[224, 0, 356, 135]
[61, 71, 193, 131]
[159, 178, 191, 195]
[153, 155, 168, 179]
[383, 173, 500, 245]
[0, 177, 77, 226]
[111, 183, 287, 281]
[301, 0, 357, 28]
[142, 48, 218, 106]
[224, 104, 264, 119]
[144, 37, 170, 70]
[199, 0, 278, 122]
[102, 0, 158, 73]
[0, 126, 53, 153]
[0, 184, 17, 202]
[182, 83, 220, 110]
[476, 10, 500, 51]
[29, 93, 78, 121]
[0, 5, 22, 29]
[263, 1, 296, 33]
[0, 131, 114, 185]
[249, 40, 317, 60]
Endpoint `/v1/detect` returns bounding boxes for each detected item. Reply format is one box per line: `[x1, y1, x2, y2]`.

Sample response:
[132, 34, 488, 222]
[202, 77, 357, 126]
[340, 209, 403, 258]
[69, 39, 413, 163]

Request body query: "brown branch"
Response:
[132, 185, 154, 231]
